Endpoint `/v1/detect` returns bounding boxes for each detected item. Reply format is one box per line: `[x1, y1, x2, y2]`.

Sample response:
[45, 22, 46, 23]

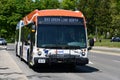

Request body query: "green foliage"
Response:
[0, 29, 7, 38]
[0, 0, 120, 42]
[95, 39, 120, 48]
[0, 0, 60, 40]
[110, 0, 120, 37]
[61, 0, 76, 10]
[39, 0, 60, 9]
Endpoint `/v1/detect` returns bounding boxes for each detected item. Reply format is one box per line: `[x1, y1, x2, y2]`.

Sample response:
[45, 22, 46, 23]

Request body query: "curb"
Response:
[0, 50, 28, 80]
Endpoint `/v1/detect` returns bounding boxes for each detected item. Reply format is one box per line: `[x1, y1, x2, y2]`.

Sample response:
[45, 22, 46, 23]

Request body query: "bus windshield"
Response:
[37, 24, 87, 49]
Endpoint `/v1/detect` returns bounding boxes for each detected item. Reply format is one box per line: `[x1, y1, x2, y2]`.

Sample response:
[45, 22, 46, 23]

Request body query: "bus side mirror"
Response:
[89, 38, 94, 47]
[88, 38, 94, 50]
[88, 46, 92, 50]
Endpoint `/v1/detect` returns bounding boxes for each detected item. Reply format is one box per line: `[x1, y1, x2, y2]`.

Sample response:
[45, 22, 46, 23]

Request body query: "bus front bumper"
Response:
[34, 57, 89, 65]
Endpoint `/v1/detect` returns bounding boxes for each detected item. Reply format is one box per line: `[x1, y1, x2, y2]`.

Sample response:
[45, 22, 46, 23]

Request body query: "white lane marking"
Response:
[90, 50, 120, 56]
[89, 61, 93, 64]
[0, 46, 7, 48]
[113, 60, 120, 63]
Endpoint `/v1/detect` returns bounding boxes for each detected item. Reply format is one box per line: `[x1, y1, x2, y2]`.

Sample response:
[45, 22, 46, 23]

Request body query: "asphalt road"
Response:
[4, 44, 120, 80]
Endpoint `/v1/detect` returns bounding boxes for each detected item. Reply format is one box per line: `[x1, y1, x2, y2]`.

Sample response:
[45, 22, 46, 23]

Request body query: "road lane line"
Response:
[113, 60, 120, 63]
[90, 50, 120, 56]
[89, 61, 93, 64]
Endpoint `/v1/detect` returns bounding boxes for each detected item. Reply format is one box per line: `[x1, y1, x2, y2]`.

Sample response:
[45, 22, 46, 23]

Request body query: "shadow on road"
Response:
[32, 64, 99, 73]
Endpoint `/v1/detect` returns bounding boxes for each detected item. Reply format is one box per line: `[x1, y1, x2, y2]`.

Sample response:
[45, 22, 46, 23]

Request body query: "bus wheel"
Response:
[20, 46, 23, 61]
[27, 50, 32, 68]
[15, 45, 18, 57]
[81, 64, 86, 66]
[16, 52, 18, 57]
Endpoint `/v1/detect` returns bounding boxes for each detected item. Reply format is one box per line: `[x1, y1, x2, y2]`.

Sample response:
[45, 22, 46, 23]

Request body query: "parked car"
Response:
[111, 37, 120, 42]
[0, 38, 7, 45]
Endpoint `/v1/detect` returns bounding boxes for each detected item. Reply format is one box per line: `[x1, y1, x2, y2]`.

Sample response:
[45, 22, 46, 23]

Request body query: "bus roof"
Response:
[22, 9, 84, 25]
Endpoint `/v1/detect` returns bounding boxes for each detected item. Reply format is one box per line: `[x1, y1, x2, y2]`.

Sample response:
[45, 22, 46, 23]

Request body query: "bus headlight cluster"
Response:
[81, 49, 86, 56]
[81, 52, 85, 56]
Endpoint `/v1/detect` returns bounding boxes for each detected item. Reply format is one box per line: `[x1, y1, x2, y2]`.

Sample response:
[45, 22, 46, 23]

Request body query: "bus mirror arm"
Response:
[88, 46, 92, 50]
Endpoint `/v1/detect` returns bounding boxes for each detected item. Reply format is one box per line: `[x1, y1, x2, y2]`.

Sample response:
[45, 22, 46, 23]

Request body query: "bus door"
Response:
[22, 34, 31, 61]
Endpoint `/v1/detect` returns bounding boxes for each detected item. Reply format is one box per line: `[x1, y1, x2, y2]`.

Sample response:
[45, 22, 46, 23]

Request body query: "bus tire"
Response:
[27, 49, 32, 68]
[81, 64, 86, 66]
[15, 45, 18, 57]
[20, 46, 23, 61]
[16, 52, 18, 57]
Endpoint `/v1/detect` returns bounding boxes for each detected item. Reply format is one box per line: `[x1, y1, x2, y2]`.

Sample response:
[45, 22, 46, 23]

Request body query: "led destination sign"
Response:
[38, 16, 84, 25]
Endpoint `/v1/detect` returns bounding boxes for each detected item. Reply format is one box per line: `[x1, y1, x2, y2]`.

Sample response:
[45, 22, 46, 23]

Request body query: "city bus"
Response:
[15, 9, 89, 67]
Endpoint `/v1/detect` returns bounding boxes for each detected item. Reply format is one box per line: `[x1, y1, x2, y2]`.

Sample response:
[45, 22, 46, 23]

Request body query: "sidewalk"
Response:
[0, 50, 28, 80]
[92, 46, 120, 54]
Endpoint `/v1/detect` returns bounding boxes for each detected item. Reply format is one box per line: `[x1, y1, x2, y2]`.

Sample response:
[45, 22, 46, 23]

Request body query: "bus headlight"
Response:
[81, 52, 85, 56]
[37, 51, 42, 56]
[81, 49, 86, 56]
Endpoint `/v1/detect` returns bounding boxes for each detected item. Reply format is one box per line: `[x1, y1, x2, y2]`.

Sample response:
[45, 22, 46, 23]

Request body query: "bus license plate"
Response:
[38, 59, 45, 63]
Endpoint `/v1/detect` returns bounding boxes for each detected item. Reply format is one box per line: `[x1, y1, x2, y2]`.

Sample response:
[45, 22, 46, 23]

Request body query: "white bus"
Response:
[15, 9, 89, 67]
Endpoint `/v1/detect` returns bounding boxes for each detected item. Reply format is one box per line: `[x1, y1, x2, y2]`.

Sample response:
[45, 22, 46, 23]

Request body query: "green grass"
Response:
[94, 39, 120, 48]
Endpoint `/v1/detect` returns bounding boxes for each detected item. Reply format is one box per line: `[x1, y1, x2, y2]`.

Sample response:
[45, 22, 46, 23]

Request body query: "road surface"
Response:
[1, 44, 120, 80]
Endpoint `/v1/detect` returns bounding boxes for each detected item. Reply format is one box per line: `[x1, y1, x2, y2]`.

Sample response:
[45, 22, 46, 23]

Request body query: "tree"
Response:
[111, 0, 120, 37]
[39, 0, 60, 9]
[78, 0, 97, 35]
[0, 0, 17, 38]
[0, 0, 119, 40]
[61, 0, 76, 10]
[77, 0, 112, 39]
